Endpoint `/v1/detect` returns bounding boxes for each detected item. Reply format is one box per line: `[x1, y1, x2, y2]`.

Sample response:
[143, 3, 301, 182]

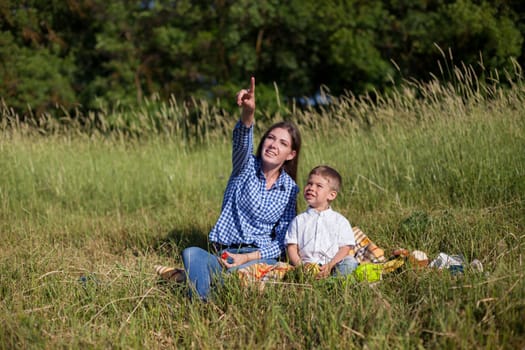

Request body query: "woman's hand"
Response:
[236, 77, 256, 126]
[220, 252, 248, 267]
[220, 250, 261, 268]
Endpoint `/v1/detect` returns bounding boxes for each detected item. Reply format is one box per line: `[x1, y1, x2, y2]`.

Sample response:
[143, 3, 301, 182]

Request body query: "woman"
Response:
[181, 77, 302, 300]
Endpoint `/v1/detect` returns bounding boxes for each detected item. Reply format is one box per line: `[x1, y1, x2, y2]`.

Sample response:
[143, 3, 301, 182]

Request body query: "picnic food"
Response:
[409, 250, 429, 267]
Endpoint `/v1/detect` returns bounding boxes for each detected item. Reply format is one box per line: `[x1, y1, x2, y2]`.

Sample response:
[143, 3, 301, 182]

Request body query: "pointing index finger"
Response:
[249, 76, 255, 94]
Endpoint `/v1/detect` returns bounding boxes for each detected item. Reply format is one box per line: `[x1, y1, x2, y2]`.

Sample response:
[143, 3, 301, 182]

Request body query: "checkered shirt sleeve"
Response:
[231, 121, 253, 176]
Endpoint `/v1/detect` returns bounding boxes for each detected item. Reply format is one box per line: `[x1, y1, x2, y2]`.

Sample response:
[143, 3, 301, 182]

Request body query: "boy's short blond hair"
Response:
[308, 165, 342, 192]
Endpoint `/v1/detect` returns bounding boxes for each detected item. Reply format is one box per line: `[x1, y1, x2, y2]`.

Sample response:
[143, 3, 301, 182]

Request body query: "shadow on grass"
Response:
[153, 226, 210, 257]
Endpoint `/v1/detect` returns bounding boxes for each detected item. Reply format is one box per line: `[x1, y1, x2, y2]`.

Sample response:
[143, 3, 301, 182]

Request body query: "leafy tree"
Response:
[381, 0, 523, 82]
[436, 0, 523, 72]
[321, 1, 394, 93]
[0, 0, 77, 115]
[0, 0, 524, 118]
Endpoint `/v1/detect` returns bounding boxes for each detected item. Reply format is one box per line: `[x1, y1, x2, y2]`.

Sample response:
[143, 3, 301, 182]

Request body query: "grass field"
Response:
[1, 67, 524, 348]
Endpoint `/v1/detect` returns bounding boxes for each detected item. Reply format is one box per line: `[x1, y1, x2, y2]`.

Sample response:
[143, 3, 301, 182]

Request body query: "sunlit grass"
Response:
[1, 62, 524, 348]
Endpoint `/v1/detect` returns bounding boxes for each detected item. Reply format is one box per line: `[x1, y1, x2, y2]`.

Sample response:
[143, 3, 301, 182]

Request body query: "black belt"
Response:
[211, 242, 257, 253]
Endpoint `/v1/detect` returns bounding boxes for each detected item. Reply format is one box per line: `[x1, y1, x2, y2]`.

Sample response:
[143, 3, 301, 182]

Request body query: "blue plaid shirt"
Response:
[208, 121, 299, 259]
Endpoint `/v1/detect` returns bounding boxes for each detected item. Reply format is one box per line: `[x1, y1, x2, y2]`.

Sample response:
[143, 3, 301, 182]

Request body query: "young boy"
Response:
[285, 165, 358, 278]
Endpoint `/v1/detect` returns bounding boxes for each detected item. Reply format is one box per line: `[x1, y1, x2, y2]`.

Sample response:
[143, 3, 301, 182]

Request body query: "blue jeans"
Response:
[181, 246, 277, 300]
[333, 256, 359, 276]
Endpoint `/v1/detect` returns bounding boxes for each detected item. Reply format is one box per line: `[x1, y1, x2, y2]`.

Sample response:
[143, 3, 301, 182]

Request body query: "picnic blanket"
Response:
[237, 226, 387, 283]
[349, 226, 386, 264]
[155, 227, 393, 284]
[236, 262, 295, 285]
[156, 227, 484, 286]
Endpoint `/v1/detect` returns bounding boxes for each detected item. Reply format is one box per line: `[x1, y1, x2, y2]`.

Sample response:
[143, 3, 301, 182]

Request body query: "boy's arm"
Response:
[286, 244, 302, 266]
[318, 245, 352, 278]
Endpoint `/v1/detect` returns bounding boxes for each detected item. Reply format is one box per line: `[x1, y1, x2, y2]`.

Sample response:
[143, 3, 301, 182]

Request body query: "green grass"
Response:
[1, 68, 524, 348]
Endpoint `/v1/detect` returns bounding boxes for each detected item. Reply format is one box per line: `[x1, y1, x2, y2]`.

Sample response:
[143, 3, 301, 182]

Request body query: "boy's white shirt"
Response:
[284, 206, 355, 265]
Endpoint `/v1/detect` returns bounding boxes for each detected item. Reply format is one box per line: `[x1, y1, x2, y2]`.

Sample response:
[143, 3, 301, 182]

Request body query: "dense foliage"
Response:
[1, 0, 524, 116]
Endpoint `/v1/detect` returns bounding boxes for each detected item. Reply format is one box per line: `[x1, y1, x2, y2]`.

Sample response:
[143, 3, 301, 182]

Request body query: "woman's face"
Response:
[261, 127, 297, 168]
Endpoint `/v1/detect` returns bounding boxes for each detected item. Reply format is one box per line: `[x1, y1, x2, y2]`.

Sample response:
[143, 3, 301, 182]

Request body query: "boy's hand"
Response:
[316, 264, 333, 279]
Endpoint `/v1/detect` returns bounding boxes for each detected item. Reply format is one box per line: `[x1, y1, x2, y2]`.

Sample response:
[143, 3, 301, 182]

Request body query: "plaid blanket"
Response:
[349, 227, 386, 263]
[236, 262, 295, 285]
[237, 227, 386, 282]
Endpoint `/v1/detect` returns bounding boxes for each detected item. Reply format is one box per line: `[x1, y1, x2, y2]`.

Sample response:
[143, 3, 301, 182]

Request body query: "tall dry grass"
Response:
[1, 60, 524, 349]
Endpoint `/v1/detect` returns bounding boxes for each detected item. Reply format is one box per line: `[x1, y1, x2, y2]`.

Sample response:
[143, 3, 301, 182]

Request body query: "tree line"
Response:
[1, 0, 524, 117]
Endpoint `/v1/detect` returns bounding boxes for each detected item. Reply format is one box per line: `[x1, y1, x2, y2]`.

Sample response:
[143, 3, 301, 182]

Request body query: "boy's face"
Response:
[303, 174, 337, 211]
